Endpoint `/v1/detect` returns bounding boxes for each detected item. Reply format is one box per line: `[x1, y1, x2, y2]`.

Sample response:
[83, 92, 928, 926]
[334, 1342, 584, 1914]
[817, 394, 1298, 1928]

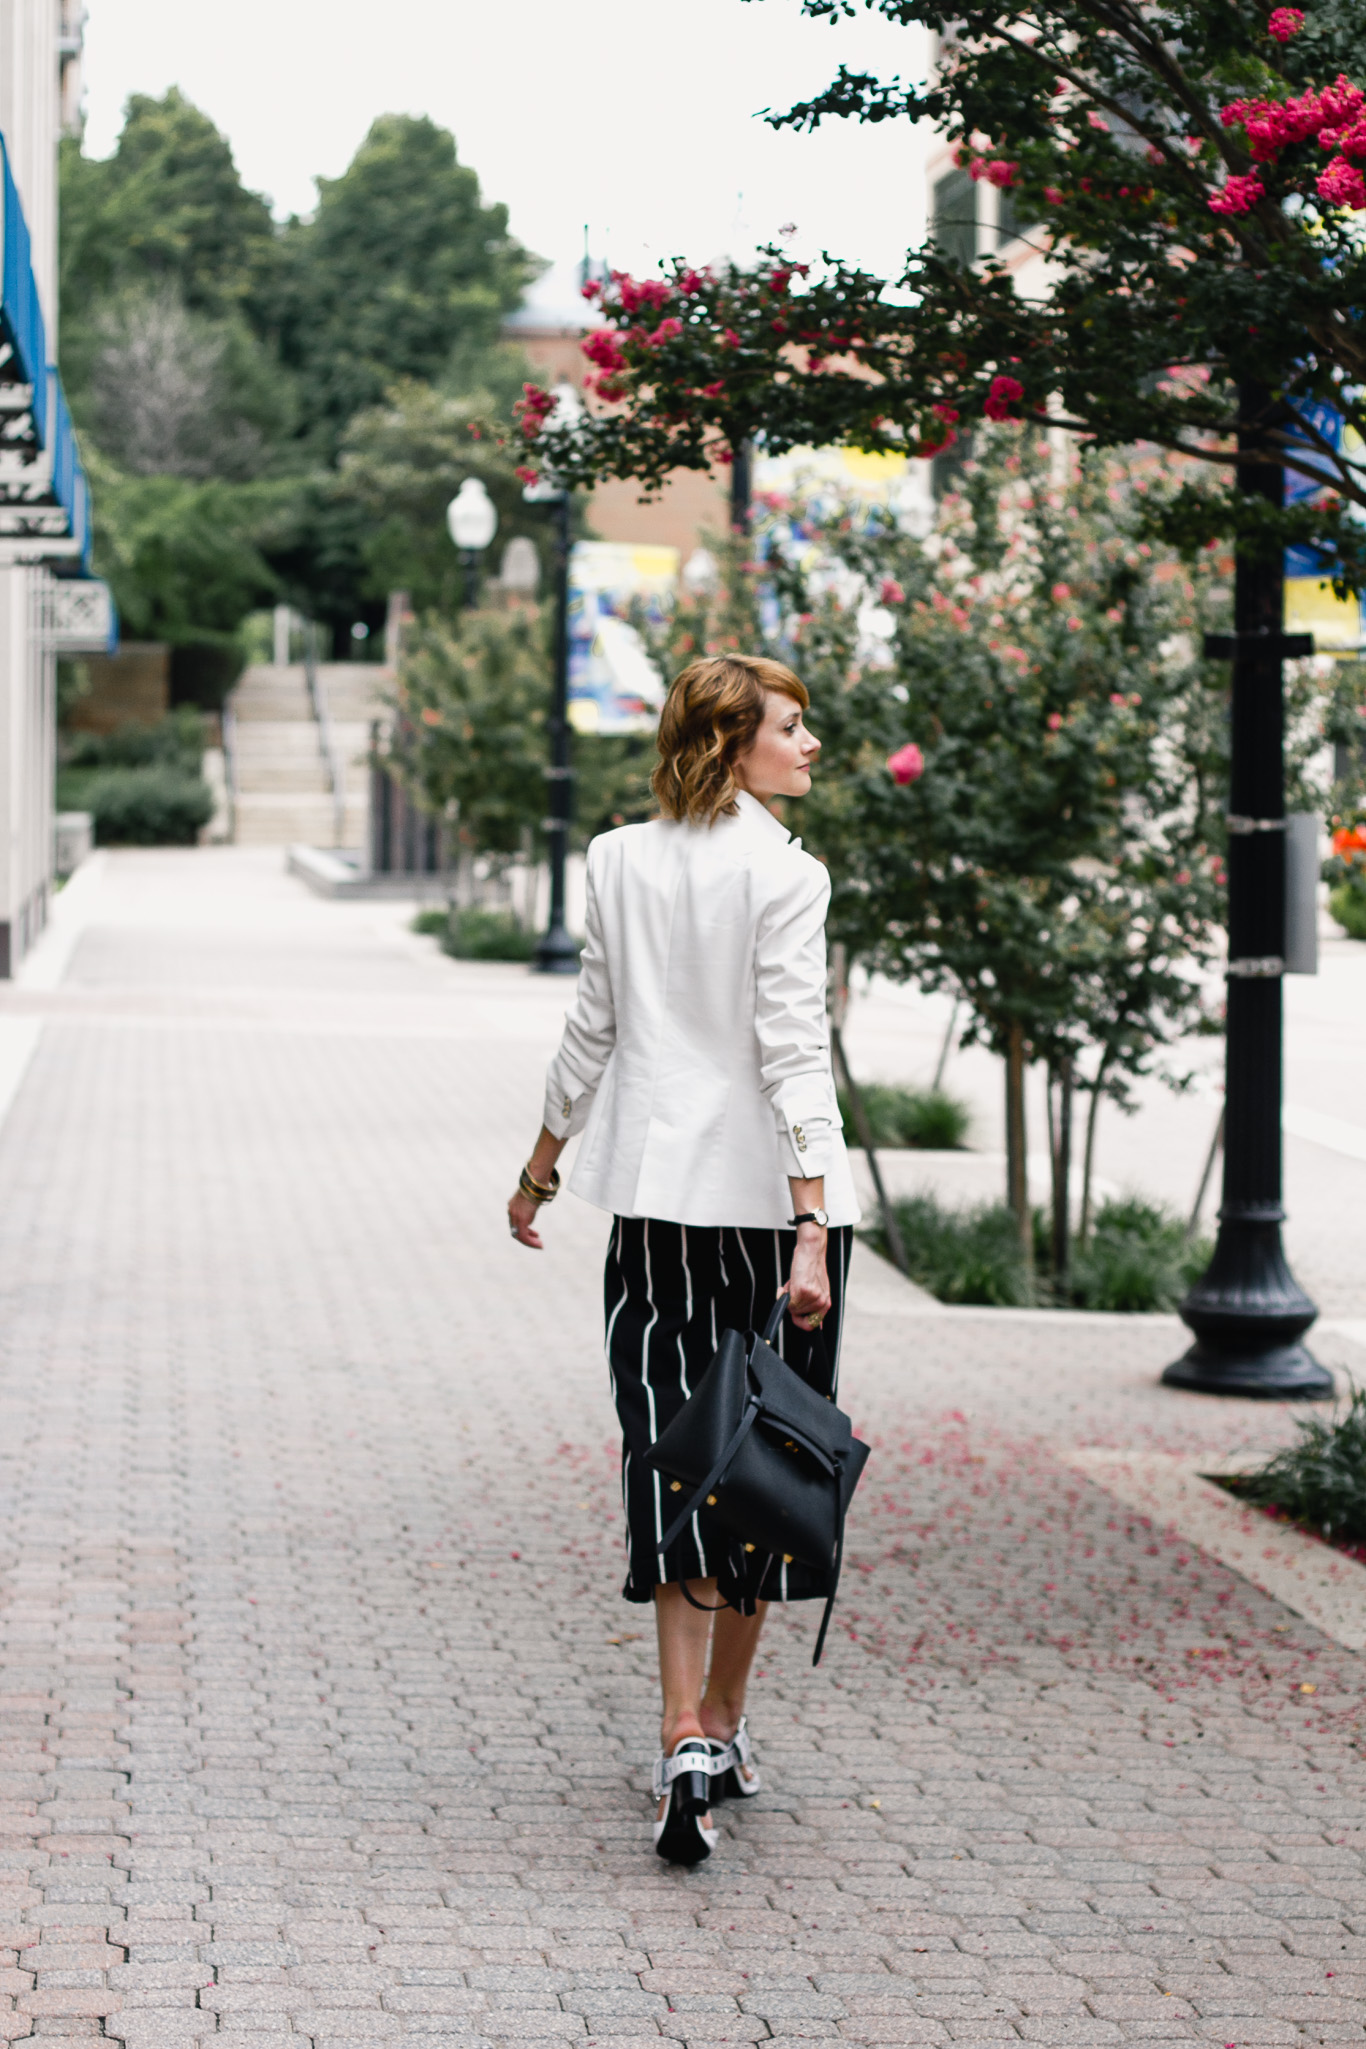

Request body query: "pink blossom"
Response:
[582, 328, 627, 373]
[1046, 711, 1064, 730]
[1176, 869, 1191, 884]
[720, 327, 740, 349]
[1105, 605, 1125, 622]
[984, 374, 1025, 422]
[1268, 7, 1304, 37]
[1044, 185, 1065, 204]
[969, 158, 1019, 188]
[887, 742, 925, 786]
[1087, 110, 1109, 131]
[611, 272, 671, 314]
[515, 464, 539, 485]
[1209, 171, 1266, 214]
[580, 279, 601, 301]
[1110, 692, 1127, 705]
[645, 316, 683, 346]
[699, 380, 725, 398]
[1318, 157, 1366, 206]
[879, 578, 906, 605]
[1067, 616, 1083, 631]
[933, 403, 960, 424]
[679, 268, 707, 295]
[1051, 581, 1071, 601]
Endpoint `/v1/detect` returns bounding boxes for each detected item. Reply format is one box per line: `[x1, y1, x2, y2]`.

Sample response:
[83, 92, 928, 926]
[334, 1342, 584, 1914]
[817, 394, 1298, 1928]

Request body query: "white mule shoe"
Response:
[714, 1717, 762, 1800]
[651, 1738, 723, 1864]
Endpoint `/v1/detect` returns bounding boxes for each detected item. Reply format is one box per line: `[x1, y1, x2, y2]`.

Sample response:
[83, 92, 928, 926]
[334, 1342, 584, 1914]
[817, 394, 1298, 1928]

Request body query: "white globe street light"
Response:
[446, 476, 498, 550]
[446, 476, 499, 608]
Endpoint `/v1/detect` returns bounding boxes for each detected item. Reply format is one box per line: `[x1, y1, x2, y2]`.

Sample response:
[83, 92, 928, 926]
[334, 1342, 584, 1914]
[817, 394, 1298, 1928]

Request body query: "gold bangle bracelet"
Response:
[519, 1163, 560, 1205]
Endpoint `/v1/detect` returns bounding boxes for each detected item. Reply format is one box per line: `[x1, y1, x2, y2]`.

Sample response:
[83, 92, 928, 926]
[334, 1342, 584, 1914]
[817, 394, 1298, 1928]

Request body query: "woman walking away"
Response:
[507, 653, 859, 1865]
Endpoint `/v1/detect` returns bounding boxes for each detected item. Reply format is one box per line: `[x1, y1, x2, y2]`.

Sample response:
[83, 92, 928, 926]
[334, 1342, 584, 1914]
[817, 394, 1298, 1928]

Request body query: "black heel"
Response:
[651, 1739, 721, 1864]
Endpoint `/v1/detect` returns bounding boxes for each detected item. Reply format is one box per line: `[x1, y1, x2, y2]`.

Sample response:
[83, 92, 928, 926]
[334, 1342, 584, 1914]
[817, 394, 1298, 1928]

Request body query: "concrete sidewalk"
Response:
[0, 849, 1363, 2049]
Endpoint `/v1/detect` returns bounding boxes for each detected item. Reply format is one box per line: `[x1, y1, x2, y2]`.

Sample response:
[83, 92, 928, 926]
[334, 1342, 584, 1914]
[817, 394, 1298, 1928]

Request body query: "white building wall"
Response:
[0, 0, 63, 972]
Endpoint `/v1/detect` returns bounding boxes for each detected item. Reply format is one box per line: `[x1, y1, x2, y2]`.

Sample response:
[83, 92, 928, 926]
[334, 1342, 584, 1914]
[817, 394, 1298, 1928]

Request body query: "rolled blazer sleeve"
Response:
[753, 852, 842, 1179]
[543, 845, 616, 1138]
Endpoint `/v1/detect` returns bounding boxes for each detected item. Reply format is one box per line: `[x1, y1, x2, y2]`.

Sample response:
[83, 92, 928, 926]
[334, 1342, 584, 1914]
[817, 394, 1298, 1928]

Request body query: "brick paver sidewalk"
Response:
[0, 849, 1364, 2049]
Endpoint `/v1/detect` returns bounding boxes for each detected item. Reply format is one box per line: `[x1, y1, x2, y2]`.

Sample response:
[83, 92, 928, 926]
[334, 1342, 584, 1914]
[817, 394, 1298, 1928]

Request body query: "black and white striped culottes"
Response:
[604, 1216, 854, 1611]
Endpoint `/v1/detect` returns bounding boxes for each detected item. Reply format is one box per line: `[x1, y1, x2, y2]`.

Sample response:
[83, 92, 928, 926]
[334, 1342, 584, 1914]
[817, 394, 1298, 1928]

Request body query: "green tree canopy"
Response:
[273, 114, 541, 451]
[59, 88, 277, 340]
[60, 95, 540, 655]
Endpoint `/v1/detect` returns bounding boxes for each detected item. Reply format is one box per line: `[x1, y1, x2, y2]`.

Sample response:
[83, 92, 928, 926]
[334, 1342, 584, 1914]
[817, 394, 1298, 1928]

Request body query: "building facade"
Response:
[0, 0, 94, 972]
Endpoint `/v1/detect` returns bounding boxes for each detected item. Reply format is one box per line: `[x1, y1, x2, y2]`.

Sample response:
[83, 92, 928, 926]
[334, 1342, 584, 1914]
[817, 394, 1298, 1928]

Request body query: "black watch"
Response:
[789, 1209, 829, 1228]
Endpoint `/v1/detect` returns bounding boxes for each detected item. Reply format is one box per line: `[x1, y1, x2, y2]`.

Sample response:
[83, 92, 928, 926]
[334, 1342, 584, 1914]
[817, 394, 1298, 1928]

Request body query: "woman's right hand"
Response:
[786, 1229, 832, 1331]
[508, 1188, 545, 1249]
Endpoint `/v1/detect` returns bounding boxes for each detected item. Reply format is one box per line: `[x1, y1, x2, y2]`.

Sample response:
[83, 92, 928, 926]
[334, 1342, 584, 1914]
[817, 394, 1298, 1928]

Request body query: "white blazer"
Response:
[543, 790, 860, 1230]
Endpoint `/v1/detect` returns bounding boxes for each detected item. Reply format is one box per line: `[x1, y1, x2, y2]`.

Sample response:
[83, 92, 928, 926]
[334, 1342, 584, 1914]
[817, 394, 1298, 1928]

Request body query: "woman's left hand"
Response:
[508, 1189, 545, 1249]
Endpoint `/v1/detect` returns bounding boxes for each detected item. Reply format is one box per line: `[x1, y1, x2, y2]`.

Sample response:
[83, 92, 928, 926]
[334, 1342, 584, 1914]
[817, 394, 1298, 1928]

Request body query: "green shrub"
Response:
[837, 1083, 969, 1149]
[410, 907, 449, 937]
[442, 907, 539, 962]
[63, 708, 206, 774]
[878, 1192, 1033, 1306]
[1227, 1386, 1366, 1544]
[85, 765, 215, 846]
[1328, 880, 1366, 940]
[869, 1188, 1208, 1312]
[1069, 1197, 1210, 1312]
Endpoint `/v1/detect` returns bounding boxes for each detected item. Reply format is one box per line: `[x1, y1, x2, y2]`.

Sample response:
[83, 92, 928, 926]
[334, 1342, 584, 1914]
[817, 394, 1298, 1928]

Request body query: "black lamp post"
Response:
[1163, 387, 1332, 1400]
[532, 487, 579, 974]
[525, 382, 583, 976]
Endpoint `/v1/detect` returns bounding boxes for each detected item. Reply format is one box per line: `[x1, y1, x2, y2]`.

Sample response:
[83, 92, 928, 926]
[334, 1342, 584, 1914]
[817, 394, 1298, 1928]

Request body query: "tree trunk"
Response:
[1050, 1054, 1074, 1299]
[1078, 1054, 1109, 1248]
[932, 999, 960, 1093]
[1005, 1023, 1031, 1270]
[830, 1019, 910, 1278]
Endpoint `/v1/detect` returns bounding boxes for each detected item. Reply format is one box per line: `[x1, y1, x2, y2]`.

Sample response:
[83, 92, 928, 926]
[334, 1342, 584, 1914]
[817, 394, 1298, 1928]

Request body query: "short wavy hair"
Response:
[652, 654, 809, 826]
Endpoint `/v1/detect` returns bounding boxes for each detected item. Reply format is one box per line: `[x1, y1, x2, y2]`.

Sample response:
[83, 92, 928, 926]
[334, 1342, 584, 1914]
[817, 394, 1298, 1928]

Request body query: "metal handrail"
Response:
[316, 673, 346, 847]
[221, 703, 238, 842]
[303, 622, 346, 845]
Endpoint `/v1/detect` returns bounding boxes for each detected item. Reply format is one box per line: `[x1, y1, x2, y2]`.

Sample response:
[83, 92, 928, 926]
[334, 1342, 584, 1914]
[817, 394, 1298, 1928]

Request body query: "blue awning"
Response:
[0, 131, 91, 571]
[0, 135, 47, 461]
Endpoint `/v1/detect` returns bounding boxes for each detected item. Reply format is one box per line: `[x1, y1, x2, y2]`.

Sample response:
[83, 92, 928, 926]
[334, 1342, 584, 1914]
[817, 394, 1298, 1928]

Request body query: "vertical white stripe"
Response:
[641, 1221, 664, 1556]
[678, 1224, 708, 1577]
[736, 1229, 758, 1330]
[676, 1224, 694, 1395]
[604, 1215, 628, 1407]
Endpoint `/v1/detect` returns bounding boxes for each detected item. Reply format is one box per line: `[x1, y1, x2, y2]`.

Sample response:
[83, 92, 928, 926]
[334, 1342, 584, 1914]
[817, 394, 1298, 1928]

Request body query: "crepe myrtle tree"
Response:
[517, 0, 1366, 568]
[785, 0, 1366, 566]
[756, 437, 1241, 1289]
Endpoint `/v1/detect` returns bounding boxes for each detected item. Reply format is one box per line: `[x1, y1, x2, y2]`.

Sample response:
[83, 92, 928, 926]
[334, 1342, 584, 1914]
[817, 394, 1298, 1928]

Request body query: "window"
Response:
[932, 168, 978, 267]
[996, 186, 1038, 248]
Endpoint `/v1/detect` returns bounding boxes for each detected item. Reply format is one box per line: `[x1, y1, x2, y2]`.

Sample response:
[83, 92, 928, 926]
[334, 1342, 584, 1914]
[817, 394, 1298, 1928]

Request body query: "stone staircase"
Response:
[226, 663, 389, 848]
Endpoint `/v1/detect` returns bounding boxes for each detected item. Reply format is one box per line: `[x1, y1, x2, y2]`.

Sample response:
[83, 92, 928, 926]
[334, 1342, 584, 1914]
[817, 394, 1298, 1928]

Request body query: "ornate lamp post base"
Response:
[534, 918, 580, 976]
[1163, 1212, 1331, 1399]
[1163, 1340, 1329, 1398]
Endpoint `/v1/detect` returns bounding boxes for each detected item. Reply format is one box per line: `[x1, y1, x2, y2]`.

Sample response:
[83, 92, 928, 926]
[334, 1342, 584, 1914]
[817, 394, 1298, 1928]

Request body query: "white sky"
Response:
[80, 0, 933, 319]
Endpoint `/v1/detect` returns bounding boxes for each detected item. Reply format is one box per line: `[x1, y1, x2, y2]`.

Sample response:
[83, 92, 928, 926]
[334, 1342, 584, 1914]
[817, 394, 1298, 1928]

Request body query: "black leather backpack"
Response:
[644, 1295, 870, 1664]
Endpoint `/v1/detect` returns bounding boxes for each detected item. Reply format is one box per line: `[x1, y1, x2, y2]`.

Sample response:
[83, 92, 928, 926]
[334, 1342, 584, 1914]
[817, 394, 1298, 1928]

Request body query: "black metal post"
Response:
[730, 440, 752, 534]
[534, 492, 579, 974]
[1163, 387, 1331, 1399]
[461, 547, 478, 610]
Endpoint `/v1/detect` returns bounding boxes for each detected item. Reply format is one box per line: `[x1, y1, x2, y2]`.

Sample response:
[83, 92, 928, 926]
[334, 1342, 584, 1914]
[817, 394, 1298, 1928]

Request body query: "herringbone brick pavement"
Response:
[0, 850, 1363, 2049]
